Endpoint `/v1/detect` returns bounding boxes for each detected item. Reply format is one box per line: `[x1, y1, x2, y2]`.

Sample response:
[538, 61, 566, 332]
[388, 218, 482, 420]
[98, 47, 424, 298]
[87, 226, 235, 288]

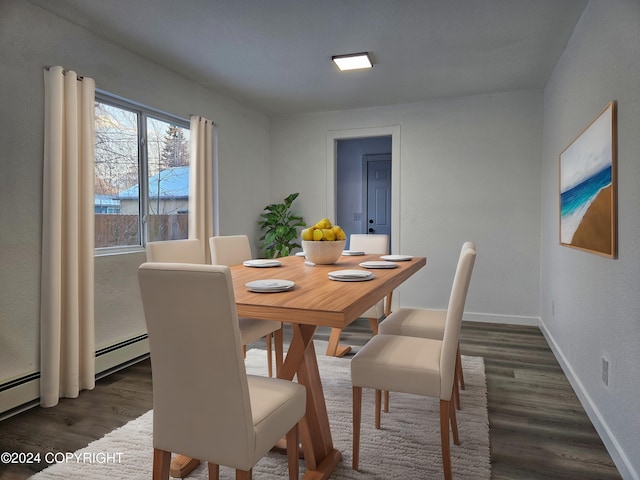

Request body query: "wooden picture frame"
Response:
[559, 101, 617, 258]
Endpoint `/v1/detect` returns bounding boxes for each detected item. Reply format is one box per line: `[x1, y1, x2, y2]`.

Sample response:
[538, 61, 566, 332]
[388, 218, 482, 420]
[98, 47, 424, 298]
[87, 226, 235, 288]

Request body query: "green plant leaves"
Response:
[258, 193, 305, 258]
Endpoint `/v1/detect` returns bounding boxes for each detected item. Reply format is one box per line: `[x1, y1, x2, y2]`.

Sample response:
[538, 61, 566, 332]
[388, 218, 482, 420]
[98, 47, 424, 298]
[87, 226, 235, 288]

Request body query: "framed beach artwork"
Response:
[559, 101, 617, 258]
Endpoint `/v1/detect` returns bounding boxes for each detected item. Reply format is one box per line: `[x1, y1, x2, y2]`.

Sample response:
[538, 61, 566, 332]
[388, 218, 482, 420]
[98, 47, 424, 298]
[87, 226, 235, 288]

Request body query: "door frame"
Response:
[326, 125, 401, 252]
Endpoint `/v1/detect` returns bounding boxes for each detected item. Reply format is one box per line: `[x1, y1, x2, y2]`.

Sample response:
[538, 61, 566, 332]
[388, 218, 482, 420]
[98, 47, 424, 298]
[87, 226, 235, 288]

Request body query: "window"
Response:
[94, 93, 190, 250]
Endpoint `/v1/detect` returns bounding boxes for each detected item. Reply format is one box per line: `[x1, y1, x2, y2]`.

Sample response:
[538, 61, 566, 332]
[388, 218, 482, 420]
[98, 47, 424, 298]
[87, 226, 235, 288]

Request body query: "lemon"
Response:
[332, 225, 347, 240]
[315, 218, 332, 230]
[312, 229, 324, 241]
[322, 228, 336, 241]
[301, 227, 314, 241]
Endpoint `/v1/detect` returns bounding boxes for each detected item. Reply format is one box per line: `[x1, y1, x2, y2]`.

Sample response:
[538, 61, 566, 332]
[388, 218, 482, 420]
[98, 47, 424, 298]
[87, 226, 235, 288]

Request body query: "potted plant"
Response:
[258, 192, 306, 258]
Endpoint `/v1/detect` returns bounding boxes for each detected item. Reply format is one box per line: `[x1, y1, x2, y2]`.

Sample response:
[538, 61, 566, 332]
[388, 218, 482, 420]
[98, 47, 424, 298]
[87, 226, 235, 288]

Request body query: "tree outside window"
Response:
[94, 95, 190, 249]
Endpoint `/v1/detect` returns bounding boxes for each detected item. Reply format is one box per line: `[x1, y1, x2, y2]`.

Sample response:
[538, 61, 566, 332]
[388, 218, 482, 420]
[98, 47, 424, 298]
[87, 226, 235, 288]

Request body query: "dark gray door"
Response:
[365, 155, 391, 237]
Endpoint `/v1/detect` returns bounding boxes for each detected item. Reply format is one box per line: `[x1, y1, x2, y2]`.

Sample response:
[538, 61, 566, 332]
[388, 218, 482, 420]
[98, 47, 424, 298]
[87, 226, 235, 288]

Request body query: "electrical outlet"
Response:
[354, 212, 362, 221]
[551, 300, 555, 317]
[602, 357, 609, 386]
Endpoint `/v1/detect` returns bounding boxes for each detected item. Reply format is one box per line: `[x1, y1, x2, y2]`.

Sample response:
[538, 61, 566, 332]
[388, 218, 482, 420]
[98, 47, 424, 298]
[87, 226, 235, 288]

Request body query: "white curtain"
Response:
[188, 116, 215, 263]
[40, 66, 96, 407]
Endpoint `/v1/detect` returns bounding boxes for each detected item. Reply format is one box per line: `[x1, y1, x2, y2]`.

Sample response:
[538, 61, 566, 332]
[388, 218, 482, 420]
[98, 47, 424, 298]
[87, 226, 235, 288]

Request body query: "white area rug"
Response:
[30, 350, 490, 479]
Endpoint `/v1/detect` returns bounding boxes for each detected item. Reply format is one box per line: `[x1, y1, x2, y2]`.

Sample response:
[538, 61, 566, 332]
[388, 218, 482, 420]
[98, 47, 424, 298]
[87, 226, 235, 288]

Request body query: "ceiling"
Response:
[30, 0, 588, 116]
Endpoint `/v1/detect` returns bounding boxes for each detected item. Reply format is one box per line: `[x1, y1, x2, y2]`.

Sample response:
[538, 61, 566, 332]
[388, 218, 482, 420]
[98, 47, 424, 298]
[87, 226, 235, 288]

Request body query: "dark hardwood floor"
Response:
[0, 321, 621, 479]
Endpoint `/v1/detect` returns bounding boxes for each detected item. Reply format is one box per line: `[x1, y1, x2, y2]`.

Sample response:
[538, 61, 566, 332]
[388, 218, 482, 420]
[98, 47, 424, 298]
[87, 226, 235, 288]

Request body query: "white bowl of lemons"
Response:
[302, 239, 346, 264]
[301, 218, 347, 265]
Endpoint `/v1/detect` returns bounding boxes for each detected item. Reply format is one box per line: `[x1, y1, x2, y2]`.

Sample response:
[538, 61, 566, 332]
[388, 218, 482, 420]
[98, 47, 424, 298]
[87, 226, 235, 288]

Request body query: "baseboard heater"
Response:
[95, 334, 150, 378]
[0, 334, 149, 420]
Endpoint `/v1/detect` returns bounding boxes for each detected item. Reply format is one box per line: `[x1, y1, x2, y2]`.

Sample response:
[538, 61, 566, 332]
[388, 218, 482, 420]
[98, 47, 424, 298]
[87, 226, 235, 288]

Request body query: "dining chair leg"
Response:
[152, 448, 171, 480]
[384, 291, 393, 317]
[208, 463, 220, 480]
[286, 424, 299, 480]
[274, 324, 284, 375]
[453, 375, 461, 411]
[236, 468, 252, 480]
[242, 344, 247, 359]
[456, 344, 465, 390]
[384, 390, 389, 413]
[439, 400, 453, 480]
[375, 389, 382, 429]
[266, 332, 273, 377]
[367, 317, 379, 335]
[449, 397, 460, 445]
[352, 386, 362, 471]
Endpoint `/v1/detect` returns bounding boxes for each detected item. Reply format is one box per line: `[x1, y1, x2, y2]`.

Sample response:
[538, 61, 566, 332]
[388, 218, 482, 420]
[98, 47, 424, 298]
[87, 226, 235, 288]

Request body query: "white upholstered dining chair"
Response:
[146, 238, 282, 377]
[350, 247, 476, 480]
[379, 241, 476, 409]
[138, 262, 306, 480]
[326, 234, 390, 357]
[209, 235, 284, 377]
[146, 238, 204, 264]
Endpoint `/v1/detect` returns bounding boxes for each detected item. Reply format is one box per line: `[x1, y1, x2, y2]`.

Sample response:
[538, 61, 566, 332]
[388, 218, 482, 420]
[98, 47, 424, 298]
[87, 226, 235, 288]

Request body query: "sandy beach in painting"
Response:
[570, 185, 612, 253]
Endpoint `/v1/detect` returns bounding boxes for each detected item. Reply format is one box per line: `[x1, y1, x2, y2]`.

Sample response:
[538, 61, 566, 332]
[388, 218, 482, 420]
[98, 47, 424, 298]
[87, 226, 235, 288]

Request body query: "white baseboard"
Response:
[538, 318, 637, 480]
[463, 311, 539, 326]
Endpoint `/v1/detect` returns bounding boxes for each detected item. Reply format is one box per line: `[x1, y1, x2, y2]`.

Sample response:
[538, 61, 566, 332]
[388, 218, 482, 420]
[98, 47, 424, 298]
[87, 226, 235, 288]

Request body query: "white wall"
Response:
[270, 90, 543, 322]
[540, 1, 640, 478]
[0, 0, 270, 405]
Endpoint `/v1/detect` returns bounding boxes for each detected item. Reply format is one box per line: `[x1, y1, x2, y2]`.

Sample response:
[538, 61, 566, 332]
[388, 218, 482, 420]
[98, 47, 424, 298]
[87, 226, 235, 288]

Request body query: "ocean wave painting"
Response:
[560, 166, 611, 243]
[559, 102, 616, 257]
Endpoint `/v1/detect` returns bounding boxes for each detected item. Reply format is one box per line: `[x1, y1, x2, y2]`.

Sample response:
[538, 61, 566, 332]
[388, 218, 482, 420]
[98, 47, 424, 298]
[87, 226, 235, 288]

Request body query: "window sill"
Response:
[94, 246, 145, 257]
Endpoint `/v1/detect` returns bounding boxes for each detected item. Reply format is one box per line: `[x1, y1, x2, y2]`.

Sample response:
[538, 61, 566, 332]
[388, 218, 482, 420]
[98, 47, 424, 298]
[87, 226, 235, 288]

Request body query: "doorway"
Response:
[325, 125, 400, 251]
[335, 136, 392, 248]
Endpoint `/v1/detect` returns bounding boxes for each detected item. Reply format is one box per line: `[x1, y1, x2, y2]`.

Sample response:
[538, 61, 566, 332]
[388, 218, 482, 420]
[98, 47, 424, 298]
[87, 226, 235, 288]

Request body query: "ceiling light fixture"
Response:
[332, 52, 373, 71]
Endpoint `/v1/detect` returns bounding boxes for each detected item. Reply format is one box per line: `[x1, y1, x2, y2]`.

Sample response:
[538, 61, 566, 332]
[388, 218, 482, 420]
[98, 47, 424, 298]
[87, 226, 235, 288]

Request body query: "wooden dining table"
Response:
[171, 252, 426, 479]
